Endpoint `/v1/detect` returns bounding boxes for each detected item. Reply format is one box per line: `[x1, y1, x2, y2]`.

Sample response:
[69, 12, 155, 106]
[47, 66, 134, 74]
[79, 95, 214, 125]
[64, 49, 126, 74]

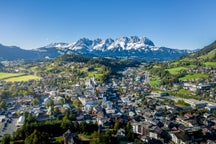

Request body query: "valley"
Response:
[0, 40, 215, 143]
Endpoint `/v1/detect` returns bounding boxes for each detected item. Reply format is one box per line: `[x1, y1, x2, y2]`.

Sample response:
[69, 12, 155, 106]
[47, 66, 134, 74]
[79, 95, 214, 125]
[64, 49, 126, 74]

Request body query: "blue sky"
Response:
[0, 0, 216, 50]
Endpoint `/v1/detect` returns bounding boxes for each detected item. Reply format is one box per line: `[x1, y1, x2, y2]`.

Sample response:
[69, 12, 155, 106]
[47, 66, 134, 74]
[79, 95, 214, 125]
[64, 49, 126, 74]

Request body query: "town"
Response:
[0, 57, 216, 144]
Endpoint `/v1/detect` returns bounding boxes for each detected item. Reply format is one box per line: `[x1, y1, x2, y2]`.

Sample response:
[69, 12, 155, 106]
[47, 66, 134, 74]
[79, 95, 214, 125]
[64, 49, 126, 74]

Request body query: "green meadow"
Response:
[0, 72, 40, 82]
[204, 62, 216, 67]
[166, 67, 188, 75]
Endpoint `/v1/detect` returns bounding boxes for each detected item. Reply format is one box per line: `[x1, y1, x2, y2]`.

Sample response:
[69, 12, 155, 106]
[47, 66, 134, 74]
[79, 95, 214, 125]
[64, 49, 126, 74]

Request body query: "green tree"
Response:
[0, 101, 7, 109]
[2, 134, 10, 144]
[32, 98, 39, 105]
[24, 130, 49, 144]
[46, 99, 54, 108]
[212, 110, 216, 117]
[114, 121, 120, 132]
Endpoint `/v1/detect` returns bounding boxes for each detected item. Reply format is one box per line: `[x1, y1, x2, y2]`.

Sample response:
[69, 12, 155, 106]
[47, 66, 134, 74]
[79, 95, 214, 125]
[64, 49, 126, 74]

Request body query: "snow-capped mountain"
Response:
[0, 36, 193, 61]
[43, 36, 155, 51]
[37, 36, 192, 61]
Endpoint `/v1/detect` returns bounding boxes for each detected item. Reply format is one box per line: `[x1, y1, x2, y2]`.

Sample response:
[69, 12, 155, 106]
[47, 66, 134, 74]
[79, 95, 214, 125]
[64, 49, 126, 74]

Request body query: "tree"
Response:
[114, 121, 120, 132]
[46, 99, 54, 108]
[0, 101, 7, 109]
[73, 98, 82, 108]
[2, 134, 10, 144]
[213, 110, 216, 117]
[32, 98, 39, 105]
[126, 123, 135, 142]
[24, 130, 49, 144]
[60, 98, 64, 105]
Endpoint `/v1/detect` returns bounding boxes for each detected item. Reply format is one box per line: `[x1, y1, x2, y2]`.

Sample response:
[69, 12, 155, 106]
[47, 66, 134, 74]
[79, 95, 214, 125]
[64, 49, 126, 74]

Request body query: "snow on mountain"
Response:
[36, 36, 192, 61]
[43, 36, 156, 51]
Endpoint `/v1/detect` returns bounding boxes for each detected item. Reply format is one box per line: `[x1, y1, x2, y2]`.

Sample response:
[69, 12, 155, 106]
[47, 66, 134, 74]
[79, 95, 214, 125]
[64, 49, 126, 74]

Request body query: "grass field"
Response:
[0, 72, 40, 82]
[166, 67, 188, 75]
[179, 73, 208, 81]
[199, 49, 216, 60]
[204, 62, 216, 67]
[150, 75, 160, 86]
[80, 67, 105, 79]
[0, 72, 24, 79]
[153, 65, 161, 69]
[87, 72, 104, 79]
[174, 100, 190, 107]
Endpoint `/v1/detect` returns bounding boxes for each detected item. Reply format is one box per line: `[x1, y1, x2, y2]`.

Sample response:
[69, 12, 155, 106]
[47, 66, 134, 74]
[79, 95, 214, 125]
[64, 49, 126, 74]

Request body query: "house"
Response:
[170, 132, 191, 144]
[197, 84, 211, 90]
[78, 97, 98, 106]
[149, 126, 162, 140]
[49, 90, 57, 96]
[176, 116, 198, 127]
[53, 96, 65, 105]
[131, 122, 148, 136]
[106, 108, 115, 114]
[183, 82, 197, 91]
[116, 128, 126, 137]
[97, 117, 111, 127]
[164, 121, 177, 130]
[0, 115, 6, 122]
[184, 113, 194, 119]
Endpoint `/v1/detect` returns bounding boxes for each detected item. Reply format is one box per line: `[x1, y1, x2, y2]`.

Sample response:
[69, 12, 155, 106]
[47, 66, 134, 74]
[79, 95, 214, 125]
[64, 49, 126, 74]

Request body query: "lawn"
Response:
[80, 67, 89, 72]
[153, 65, 161, 69]
[199, 49, 216, 60]
[174, 100, 190, 107]
[150, 75, 160, 86]
[0, 72, 24, 80]
[5, 75, 40, 82]
[55, 136, 64, 143]
[81, 66, 105, 79]
[179, 73, 208, 81]
[171, 61, 180, 65]
[0, 72, 40, 82]
[87, 72, 104, 79]
[204, 62, 216, 67]
[166, 67, 188, 75]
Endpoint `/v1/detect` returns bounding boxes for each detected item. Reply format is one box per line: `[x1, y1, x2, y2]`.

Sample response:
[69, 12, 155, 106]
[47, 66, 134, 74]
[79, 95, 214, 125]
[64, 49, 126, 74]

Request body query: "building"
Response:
[16, 116, 25, 127]
[131, 122, 148, 136]
[0, 115, 6, 122]
[184, 99, 207, 109]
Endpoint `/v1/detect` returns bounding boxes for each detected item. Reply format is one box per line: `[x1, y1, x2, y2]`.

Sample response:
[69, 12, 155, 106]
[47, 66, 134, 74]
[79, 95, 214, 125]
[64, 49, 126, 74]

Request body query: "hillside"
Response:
[147, 40, 216, 100]
[0, 44, 38, 60]
[172, 40, 216, 67]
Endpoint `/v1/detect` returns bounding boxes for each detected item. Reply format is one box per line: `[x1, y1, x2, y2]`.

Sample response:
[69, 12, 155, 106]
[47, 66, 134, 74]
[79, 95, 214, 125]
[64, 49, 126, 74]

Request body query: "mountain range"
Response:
[0, 36, 193, 61]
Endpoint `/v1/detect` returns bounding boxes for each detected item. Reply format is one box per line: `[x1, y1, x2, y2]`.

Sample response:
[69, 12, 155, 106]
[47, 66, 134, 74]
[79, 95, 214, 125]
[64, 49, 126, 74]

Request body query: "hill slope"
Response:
[0, 44, 38, 60]
[178, 40, 216, 63]
[148, 40, 216, 88]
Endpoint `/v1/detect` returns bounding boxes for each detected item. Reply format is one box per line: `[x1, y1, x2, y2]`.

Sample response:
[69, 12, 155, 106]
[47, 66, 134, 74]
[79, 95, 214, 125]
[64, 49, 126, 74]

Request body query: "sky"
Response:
[0, 0, 216, 50]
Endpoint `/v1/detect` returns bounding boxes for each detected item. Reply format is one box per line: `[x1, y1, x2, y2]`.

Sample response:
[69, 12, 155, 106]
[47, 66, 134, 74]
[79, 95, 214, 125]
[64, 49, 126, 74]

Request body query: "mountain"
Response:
[0, 44, 39, 61]
[37, 36, 192, 61]
[176, 40, 216, 63]
[0, 36, 193, 61]
[191, 40, 216, 61]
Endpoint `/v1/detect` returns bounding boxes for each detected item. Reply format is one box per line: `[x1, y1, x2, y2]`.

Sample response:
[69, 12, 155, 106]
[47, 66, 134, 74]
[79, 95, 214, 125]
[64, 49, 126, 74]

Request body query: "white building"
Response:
[16, 116, 25, 127]
[184, 99, 207, 109]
